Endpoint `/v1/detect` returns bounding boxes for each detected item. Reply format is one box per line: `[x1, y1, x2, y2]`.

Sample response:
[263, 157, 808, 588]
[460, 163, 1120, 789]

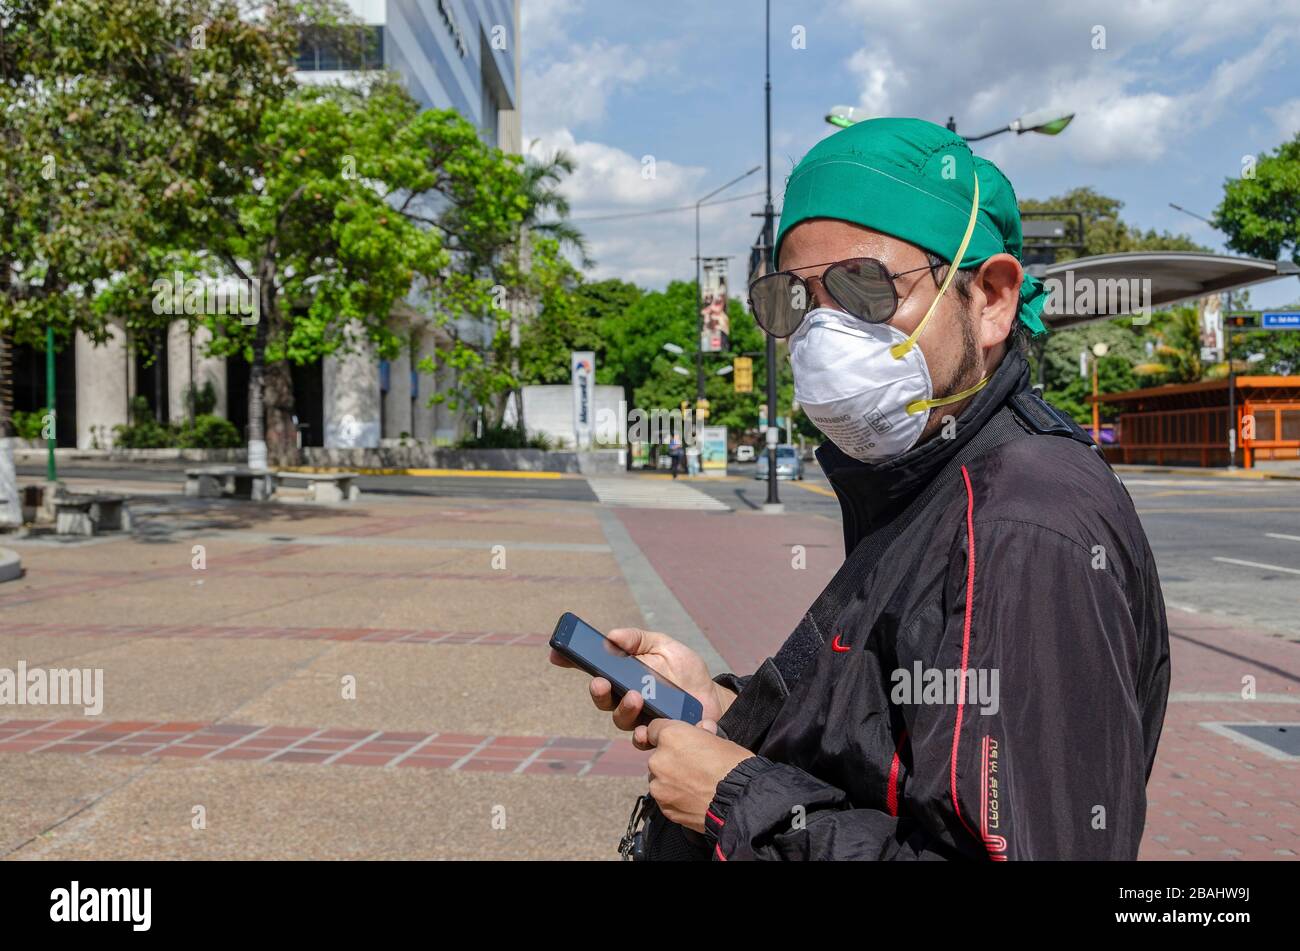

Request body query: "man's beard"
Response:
[933, 307, 983, 404]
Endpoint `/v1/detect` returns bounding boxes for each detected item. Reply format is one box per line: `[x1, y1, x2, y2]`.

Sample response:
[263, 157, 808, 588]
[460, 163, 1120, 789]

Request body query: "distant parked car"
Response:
[735, 445, 755, 462]
[755, 444, 804, 480]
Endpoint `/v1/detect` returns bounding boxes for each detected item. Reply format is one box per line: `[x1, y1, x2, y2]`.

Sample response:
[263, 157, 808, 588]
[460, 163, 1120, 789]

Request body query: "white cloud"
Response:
[527, 129, 723, 282]
[831, 0, 1300, 165]
[1266, 98, 1300, 140]
[528, 129, 704, 211]
[519, 3, 709, 283]
[846, 47, 900, 118]
[520, 0, 587, 54]
[524, 41, 650, 136]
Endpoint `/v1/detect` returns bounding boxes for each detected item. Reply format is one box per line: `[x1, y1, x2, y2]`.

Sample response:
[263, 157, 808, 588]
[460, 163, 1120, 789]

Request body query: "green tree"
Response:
[1020, 186, 1205, 260]
[418, 146, 584, 436]
[1132, 306, 1214, 384]
[598, 281, 791, 442]
[120, 75, 527, 464]
[1, 0, 350, 456]
[1216, 133, 1300, 265]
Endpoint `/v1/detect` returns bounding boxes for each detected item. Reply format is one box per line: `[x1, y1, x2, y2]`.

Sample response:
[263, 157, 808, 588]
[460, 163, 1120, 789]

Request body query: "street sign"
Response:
[1227, 311, 1300, 330]
[733, 356, 753, 393]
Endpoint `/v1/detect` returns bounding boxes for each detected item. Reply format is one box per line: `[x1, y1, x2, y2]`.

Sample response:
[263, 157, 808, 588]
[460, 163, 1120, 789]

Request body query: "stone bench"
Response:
[274, 471, 360, 503]
[185, 467, 273, 501]
[0, 547, 21, 583]
[55, 493, 132, 536]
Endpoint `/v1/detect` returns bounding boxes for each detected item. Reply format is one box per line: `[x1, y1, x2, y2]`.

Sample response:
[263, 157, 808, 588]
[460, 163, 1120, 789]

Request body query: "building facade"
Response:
[21, 0, 521, 450]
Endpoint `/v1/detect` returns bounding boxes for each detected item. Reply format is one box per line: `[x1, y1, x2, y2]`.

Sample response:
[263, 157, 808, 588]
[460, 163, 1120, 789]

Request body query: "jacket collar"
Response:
[816, 348, 1031, 553]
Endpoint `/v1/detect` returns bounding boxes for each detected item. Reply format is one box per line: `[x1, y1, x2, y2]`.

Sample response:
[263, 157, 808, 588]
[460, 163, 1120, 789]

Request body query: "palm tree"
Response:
[496, 146, 589, 432]
[1133, 306, 1227, 383]
[522, 144, 592, 267]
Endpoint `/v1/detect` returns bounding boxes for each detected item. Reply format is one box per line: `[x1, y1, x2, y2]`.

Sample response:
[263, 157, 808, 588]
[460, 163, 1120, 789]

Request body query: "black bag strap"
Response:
[772, 405, 1032, 685]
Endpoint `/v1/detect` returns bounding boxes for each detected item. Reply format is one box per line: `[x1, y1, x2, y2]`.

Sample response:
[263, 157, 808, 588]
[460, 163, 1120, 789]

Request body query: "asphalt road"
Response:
[17, 459, 1300, 638]
[708, 463, 1300, 638]
[1118, 475, 1300, 638]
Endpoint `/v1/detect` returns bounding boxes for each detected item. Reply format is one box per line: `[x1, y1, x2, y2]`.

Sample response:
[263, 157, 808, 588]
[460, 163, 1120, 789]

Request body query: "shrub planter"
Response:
[298, 446, 584, 472]
[13, 447, 247, 465]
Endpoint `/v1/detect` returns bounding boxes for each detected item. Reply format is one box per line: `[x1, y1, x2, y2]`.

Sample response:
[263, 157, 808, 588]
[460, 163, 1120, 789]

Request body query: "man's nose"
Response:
[805, 274, 834, 310]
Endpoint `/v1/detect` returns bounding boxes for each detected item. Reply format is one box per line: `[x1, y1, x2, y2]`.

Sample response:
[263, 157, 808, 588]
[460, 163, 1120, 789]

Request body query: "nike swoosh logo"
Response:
[831, 633, 851, 653]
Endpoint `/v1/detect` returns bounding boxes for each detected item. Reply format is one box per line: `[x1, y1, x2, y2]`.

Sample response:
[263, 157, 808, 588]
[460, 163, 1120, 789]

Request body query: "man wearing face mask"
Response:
[555, 118, 1170, 861]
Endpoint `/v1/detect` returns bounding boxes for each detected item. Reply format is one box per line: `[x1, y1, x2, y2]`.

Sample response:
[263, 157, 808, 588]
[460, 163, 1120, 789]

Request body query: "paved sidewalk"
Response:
[1, 490, 649, 860]
[1, 470, 1295, 860]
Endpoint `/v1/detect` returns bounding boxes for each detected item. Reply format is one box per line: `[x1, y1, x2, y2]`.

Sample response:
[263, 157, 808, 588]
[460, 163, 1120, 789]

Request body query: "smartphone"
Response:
[550, 612, 704, 725]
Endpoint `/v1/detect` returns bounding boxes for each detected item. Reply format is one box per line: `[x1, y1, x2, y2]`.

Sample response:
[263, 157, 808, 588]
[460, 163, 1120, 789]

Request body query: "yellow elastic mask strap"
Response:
[889, 168, 982, 361]
[905, 375, 990, 416]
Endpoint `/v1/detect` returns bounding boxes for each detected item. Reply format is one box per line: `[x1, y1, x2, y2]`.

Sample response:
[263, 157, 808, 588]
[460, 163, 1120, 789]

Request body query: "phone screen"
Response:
[552, 613, 702, 724]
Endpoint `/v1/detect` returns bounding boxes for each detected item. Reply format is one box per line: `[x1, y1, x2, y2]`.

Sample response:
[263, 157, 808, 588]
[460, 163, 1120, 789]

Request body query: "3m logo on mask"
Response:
[866, 408, 893, 435]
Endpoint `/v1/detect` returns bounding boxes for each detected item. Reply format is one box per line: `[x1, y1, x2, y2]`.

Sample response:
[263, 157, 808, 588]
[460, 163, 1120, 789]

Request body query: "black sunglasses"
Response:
[747, 257, 945, 338]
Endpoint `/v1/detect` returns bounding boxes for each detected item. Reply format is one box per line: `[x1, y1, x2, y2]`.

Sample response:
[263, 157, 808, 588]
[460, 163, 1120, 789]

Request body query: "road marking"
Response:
[1146, 489, 1233, 497]
[1266, 533, 1300, 543]
[278, 466, 569, 479]
[1124, 479, 1246, 489]
[790, 481, 837, 498]
[1138, 506, 1300, 514]
[638, 473, 744, 483]
[586, 477, 729, 511]
[1213, 556, 1300, 576]
[1170, 692, 1300, 704]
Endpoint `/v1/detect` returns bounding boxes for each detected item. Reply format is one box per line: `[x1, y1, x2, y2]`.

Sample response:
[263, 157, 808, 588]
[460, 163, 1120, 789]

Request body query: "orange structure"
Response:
[1096, 376, 1300, 468]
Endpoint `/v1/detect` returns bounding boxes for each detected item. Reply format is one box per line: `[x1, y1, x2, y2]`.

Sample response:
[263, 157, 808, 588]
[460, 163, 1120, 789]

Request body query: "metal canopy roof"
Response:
[1025, 251, 1300, 329]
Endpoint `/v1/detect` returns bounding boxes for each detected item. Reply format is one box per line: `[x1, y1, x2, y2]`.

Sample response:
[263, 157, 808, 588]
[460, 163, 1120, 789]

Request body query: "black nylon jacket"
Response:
[701, 350, 1171, 860]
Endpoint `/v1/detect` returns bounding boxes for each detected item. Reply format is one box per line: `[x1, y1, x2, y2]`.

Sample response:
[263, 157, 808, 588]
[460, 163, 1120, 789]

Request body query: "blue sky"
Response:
[519, 0, 1300, 308]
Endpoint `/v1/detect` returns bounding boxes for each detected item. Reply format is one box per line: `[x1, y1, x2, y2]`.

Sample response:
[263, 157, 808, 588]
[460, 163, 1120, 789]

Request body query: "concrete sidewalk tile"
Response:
[0, 756, 647, 859]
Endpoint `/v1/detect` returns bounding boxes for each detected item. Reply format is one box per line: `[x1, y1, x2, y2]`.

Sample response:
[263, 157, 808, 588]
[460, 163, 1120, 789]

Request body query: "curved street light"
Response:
[825, 104, 1074, 142]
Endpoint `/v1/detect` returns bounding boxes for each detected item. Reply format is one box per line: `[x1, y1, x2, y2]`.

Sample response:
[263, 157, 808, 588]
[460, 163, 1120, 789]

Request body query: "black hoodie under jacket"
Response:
[698, 349, 1171, 861]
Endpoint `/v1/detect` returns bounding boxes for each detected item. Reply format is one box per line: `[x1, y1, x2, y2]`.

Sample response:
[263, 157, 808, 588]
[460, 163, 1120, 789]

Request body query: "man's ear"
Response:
[972, 253, 1022, 347]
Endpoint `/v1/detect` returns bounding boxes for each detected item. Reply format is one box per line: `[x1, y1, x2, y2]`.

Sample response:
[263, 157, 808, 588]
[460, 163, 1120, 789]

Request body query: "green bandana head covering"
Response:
[774, 117, 1049, 337]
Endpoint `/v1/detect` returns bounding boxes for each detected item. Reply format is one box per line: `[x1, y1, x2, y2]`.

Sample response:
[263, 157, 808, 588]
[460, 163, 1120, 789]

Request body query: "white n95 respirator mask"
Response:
[789, 308, 944, 462]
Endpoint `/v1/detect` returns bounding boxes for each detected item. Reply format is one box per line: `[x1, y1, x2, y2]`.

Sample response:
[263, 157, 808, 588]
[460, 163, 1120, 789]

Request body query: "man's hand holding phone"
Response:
[548, 626, 736, 749]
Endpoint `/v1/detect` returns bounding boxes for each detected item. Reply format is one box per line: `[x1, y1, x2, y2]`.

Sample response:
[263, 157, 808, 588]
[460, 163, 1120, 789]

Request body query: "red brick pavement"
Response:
[0, 718, 648, 777]
[619, 508, 1299, 860]
[616, 508, 842, 674]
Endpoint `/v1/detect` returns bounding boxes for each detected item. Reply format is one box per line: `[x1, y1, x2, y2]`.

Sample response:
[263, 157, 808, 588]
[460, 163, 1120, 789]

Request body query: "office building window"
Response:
[296, 26, 384, 71]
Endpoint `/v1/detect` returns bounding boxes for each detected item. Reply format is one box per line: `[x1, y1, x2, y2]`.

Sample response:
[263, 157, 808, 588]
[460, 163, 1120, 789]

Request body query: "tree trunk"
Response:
[247, 311, 269, 470]
[0, 331, 13, 439]
[0, 332, 20, 527]
[265, 359, 297, 466]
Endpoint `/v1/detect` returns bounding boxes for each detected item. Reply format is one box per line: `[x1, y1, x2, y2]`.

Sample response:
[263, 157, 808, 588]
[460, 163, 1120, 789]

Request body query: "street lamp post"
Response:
[829, 105, 1075, 142]
[949, 107, 1074, 141]
[695, 167, 760, 403]
[761, 0, 781, 512]
[1090, 342, 1109, 442]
